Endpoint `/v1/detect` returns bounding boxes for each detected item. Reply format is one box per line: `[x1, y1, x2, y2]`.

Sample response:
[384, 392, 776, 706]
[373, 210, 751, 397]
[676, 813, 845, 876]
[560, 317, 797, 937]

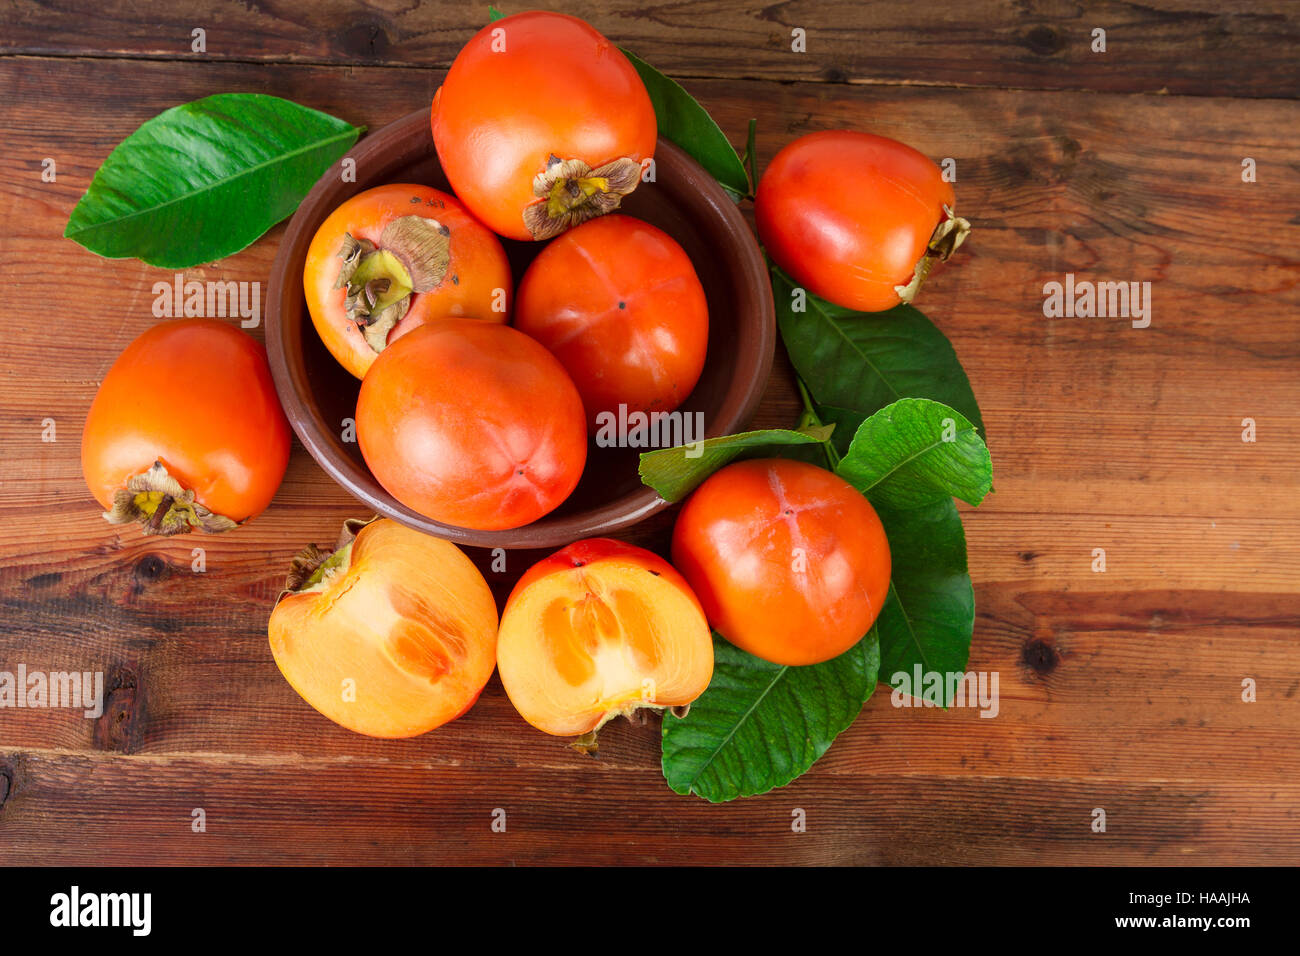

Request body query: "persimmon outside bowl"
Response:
[266, 107, 774, 549]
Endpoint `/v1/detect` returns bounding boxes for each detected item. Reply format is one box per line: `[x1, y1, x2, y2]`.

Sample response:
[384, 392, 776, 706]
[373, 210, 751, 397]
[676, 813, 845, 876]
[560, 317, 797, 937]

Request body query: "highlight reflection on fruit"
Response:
[671, 458, 892, 666]
[268, 518, 499, 738]
[496, 538, 714, 737]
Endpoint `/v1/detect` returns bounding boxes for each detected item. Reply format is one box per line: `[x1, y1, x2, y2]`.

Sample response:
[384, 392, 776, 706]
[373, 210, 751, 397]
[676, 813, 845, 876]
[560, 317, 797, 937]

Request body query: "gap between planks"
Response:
[1, 745, 1290, 788]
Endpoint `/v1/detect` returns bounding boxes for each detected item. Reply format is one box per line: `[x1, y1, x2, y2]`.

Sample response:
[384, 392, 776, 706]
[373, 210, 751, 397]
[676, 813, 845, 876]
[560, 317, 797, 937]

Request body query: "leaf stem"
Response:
[742, 118, 758, 199]
[795, 376, 840, 471]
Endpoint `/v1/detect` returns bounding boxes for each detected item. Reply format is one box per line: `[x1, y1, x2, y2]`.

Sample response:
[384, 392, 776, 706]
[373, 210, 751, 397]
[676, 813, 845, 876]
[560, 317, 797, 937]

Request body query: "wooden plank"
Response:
[1, 1, 1296, 98]
[1, 583, 1296, 786]
[1, 54, 1298, 863]
[2, 752, 1297, 865]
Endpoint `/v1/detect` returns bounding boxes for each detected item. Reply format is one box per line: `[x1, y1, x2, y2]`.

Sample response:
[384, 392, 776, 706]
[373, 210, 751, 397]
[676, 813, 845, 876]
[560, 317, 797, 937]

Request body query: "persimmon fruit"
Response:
[671, 458, 891, 666]
[356, 319, 588, 531]
[431, 10, 657, 241]
[755, 130, 970, 313]
[496, 538, 714, 737]
[303, 183, 512, 379]
[81, 318, 290, 535]
[514, 214, 708, 430]
[268, 518, 499, 738]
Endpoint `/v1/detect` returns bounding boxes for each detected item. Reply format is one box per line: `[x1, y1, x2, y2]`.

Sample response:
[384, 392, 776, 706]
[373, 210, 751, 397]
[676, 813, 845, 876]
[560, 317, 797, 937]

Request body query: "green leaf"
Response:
[638, 428, 826, 503]
[488, 5, 505, 21]
[811, 403, 867, 456]
[65, 93, 363, 268]
[837, 397, 992, 509]
[771, 267, 986, 450]
[740, 117, 759, 196]
[662, 631, 880, 802]
[873, 498, 974, 707]
[621, 49, 750, 201]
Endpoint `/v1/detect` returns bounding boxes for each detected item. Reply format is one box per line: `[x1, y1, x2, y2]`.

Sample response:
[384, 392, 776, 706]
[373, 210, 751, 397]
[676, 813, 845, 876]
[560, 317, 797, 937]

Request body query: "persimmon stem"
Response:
[102, 461, 238, 536]
[523, 155, 642, 240]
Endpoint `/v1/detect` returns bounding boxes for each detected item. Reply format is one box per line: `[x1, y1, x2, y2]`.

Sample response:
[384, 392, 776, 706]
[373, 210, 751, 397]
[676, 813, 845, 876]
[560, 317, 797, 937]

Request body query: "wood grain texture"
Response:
[2, 1, 1297, 97]
[1, 10, 1298, 864]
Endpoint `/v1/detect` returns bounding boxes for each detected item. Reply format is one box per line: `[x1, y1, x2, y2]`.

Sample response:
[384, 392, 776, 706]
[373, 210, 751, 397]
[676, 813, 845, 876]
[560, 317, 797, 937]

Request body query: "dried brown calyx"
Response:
[894, 204, 972, 305]
[566, 702, 691, 758]
[523, 155, 643, 241]
[102, 460, 238, 536]
[335, 216, 452, 352]
[278, 516, 377, 603]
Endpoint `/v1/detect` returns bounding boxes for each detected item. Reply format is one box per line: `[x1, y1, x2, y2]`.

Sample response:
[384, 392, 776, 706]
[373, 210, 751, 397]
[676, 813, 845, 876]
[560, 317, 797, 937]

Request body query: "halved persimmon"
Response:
[268, 518, 499, 738]
[496, 538, 714, 738]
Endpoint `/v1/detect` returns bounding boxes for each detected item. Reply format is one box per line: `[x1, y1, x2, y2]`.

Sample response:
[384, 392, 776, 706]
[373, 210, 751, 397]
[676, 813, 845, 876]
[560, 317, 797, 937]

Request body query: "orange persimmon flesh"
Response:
[496, 539, 714, 737]
[269, 519, 498, 738]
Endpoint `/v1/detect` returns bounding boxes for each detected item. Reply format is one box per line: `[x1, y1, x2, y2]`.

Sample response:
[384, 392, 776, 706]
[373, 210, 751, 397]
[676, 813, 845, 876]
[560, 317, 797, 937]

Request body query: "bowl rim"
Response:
[265, 106, 775, 549]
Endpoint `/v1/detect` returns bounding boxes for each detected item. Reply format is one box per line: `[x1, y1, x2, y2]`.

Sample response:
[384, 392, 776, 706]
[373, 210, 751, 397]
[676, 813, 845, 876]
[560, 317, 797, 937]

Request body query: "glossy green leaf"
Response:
[772, 267, 986, 450]
[837, 398, 992, 509]
[872, 498, 974, 707]
[621, 49, 750, 201]
[65, 93, 362, 268]
[638, 428, 826, 503]
[662, 631, 879, 802]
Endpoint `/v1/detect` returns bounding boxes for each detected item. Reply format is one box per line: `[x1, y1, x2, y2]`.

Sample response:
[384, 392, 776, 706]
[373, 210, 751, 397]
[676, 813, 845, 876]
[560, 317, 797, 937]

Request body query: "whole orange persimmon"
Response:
[755, 130, 969, 312]
[514, 214, 708, 430]
[496, 538, 714, 737]
[431, 10, 657, 241]
[269, 518, 499, 738]
[356, 319, 588, 531]
[303, 184, 511, 379]
[81, 319, 290, 535]
[671, 458, 891, 666]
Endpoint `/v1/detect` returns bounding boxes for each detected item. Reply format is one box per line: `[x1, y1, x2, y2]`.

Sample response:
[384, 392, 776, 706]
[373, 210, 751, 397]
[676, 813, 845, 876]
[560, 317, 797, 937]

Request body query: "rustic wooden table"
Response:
[1, 1, 1297, 866]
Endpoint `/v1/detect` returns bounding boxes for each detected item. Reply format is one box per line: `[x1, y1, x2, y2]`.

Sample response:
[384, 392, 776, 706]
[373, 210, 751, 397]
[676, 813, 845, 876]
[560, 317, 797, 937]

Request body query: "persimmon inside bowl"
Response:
[266, 107, 774, 549]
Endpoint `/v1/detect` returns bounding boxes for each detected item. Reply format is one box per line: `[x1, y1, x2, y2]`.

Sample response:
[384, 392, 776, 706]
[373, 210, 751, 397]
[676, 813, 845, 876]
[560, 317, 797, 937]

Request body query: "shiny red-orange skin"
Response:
[671, 458, 892, 666]
[356, 319, 588, 531]
[303, 184, 512, 379]
[755, 130, 955, 312]
[514, 215, 708, 429]
[508, 537, 692, 601]
[430, 11, 657, 240]
[81, 319, 290, 522]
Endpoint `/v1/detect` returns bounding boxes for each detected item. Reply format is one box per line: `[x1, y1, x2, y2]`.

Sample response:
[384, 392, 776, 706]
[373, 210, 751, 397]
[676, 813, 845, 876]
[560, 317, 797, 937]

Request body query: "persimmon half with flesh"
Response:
[496, 538, 714, 738]
[303, 184, 512, 379]
[268, 518, 499, 738]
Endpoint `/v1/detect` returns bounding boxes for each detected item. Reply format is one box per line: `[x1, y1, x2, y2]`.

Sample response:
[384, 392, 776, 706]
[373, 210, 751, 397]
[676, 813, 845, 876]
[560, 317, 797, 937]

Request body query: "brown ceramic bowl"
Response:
[266, 107, 774, 549]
